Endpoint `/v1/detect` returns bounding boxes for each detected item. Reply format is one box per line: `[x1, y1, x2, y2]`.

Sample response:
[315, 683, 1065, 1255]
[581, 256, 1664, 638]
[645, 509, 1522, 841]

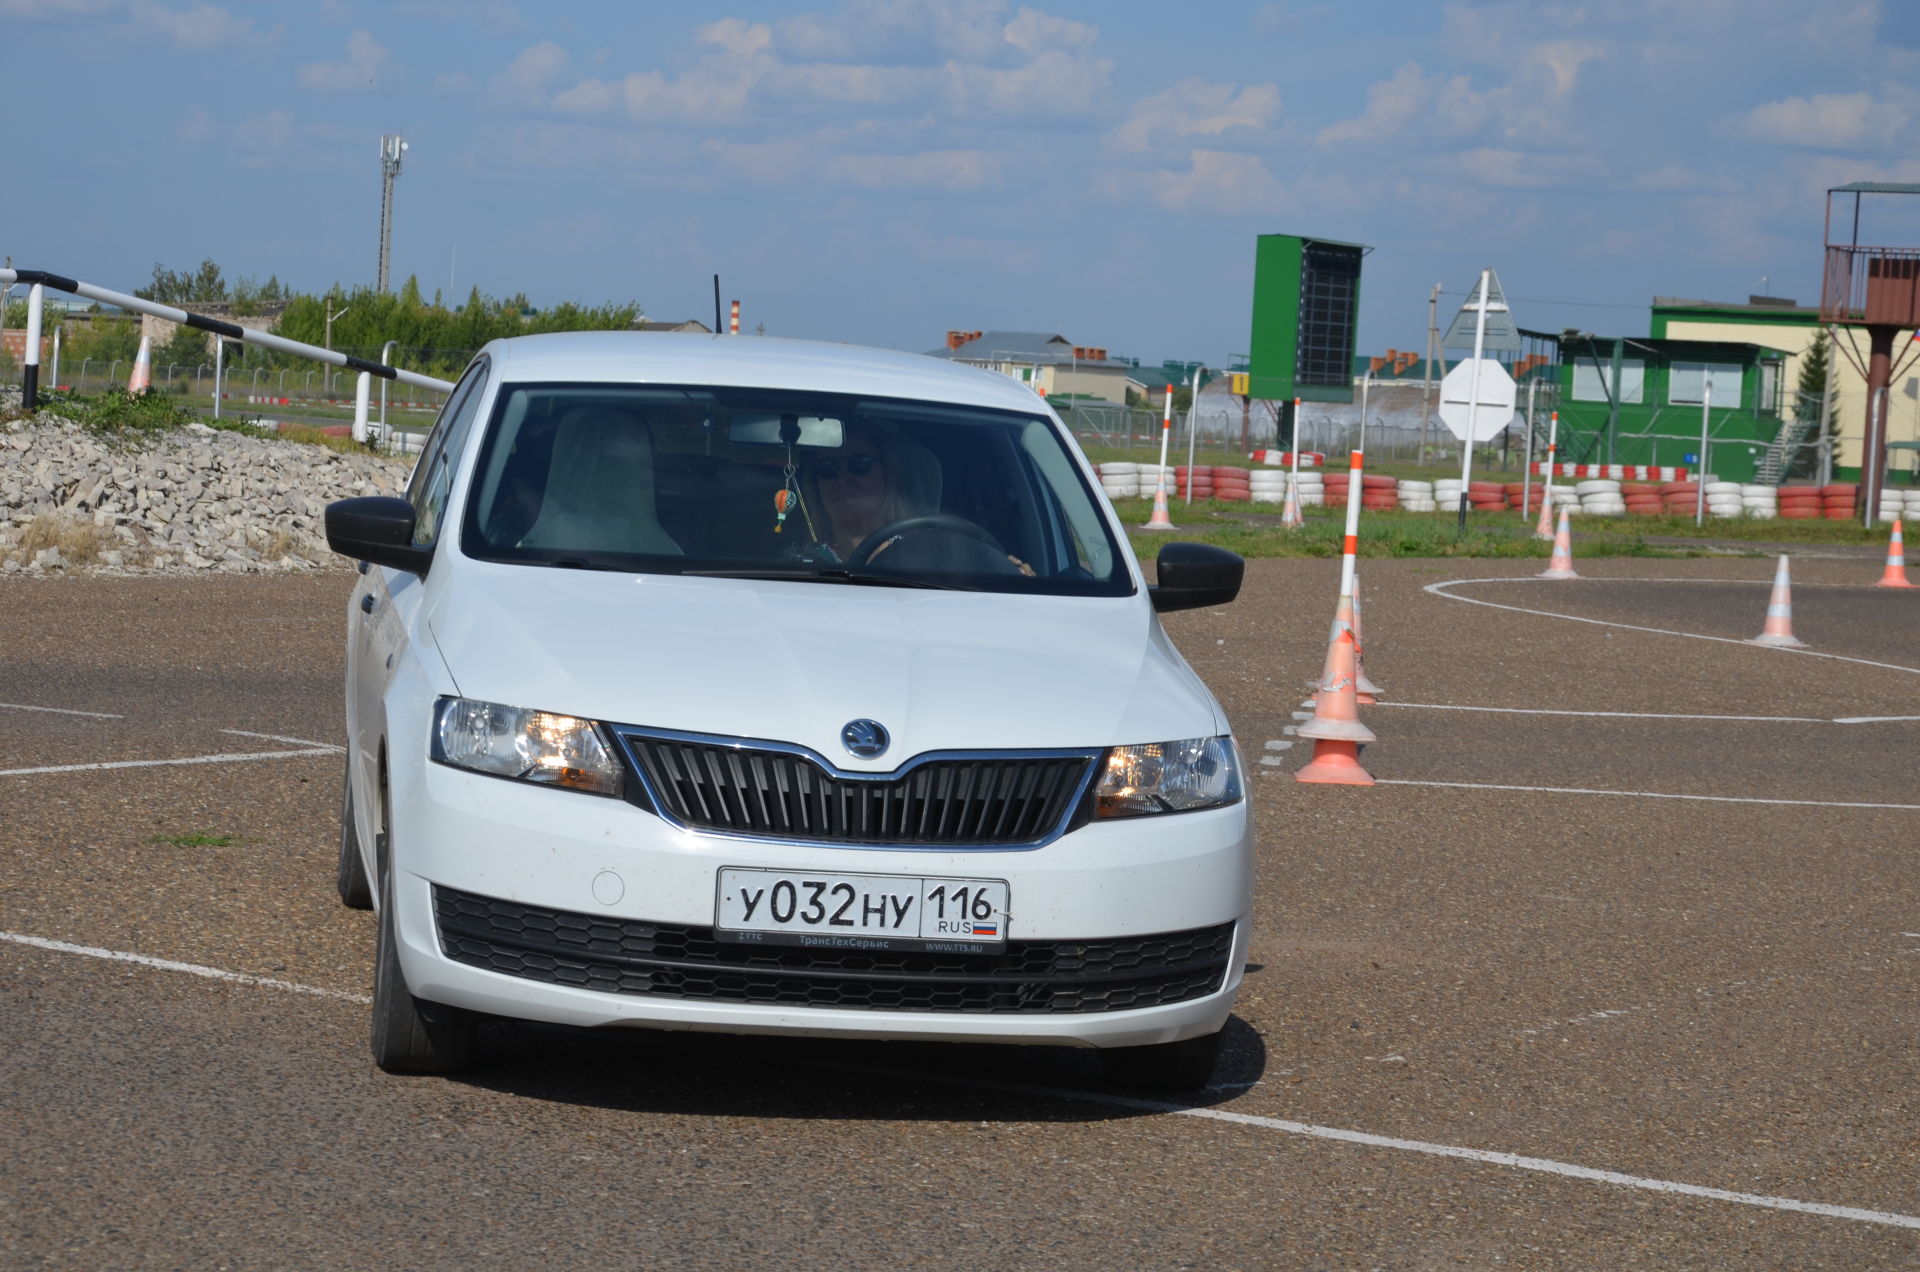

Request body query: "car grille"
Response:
[615, 731, 1094, 847]
[434, 886, 1233, 1014]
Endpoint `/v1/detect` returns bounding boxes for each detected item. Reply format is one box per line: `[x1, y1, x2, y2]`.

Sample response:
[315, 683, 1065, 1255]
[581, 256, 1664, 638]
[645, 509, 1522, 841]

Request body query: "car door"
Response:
[350, 358, 491, 816]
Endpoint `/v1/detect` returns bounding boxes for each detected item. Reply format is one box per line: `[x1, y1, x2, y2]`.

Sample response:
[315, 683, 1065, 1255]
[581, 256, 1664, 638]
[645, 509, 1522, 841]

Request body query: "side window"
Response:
[408, 358, 491, 548]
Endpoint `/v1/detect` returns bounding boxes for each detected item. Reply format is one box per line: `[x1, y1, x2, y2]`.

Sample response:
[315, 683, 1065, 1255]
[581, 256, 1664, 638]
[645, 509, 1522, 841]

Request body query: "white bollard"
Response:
[352, 371, 372, 444]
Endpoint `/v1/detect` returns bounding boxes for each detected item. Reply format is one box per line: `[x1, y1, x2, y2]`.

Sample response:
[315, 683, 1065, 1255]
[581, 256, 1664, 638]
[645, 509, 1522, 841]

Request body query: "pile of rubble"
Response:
[0, 405, 411, 575]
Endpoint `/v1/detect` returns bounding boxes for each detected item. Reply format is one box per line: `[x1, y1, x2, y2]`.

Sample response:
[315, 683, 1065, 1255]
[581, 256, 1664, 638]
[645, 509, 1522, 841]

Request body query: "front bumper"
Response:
[388, 761, 1253, 1049]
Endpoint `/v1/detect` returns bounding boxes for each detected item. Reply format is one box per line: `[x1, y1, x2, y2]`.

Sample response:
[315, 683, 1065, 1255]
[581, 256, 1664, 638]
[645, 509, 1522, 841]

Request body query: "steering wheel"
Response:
[850, 515, 1003, 566]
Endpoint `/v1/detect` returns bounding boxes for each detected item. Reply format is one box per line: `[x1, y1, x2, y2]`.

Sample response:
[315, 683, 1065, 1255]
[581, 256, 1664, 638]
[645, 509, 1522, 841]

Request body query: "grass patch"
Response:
[13, 387, 204, 444]
[1107, 497, 1895, 560]
[149, 829, 241, 847]
[272, 422, 373, 455]
[14, 512, 111, 566]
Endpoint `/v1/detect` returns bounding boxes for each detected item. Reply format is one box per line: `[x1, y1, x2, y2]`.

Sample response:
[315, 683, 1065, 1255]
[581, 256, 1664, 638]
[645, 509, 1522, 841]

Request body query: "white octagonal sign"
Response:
[1437, 359, 1517, 442]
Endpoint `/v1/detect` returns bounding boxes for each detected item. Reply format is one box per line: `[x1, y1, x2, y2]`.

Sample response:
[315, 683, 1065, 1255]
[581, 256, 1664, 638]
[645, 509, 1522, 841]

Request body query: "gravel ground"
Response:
[1, 559, 1916, 1270]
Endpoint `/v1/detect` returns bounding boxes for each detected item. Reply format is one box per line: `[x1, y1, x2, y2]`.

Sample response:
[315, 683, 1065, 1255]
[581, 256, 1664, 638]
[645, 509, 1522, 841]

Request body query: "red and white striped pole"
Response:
[1534, 409, 1559, 540]
[1340, 449, 1363, 598]
[1143, 384, 1178, 530]
[729, 299, 740, 334]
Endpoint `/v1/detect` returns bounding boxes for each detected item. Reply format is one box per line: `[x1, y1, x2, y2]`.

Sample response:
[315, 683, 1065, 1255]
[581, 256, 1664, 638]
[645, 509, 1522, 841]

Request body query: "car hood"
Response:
[427, 564, 1223, 770]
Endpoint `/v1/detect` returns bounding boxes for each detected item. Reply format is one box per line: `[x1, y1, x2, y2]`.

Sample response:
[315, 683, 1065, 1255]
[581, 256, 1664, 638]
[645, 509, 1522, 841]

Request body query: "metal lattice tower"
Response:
[377, 134, 407, 293]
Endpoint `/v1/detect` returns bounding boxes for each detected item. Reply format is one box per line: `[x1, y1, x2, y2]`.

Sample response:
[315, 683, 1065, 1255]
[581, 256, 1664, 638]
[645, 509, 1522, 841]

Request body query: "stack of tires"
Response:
[1467, 481, 1507, 512]
[1877, 485, 1910, 522]
[1777, 486, 1822, 519]
[1097, 462, 1139, 499]
[1212, 466, 1252, 502]
[1704, 481, 1744, 518]
[1622, 483, 1662, 516]
[1175, 465, 1213, 500]
[1896, 487, 1920, 522]
[1740, 485, 1778, 519]
[1397, 479, 1435, 512]
[1249, 469, 1289, 503]
[1294, 470, 1326, 506]
[1435, 479, 1463, 512]
[1659, 482, 1701, 516]
[1820, 482, 1858, 520]
[1577, 479, 1624, 516]
[1360, 474, 1398, 510]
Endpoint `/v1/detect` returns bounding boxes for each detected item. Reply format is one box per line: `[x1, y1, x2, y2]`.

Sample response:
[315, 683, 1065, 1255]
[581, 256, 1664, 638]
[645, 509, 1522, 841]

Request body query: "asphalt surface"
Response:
[2, 557, 1916, 1270]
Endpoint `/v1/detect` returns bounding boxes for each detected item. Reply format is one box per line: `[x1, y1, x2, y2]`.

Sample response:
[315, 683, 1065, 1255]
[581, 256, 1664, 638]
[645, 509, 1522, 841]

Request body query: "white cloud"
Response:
[395, 0, 521, 35]
[1318, 62, 1496, 145]
[1108, 79, 1280, 155]
[1444, 148, 1606, 189]
[232, 110, 295, 151]
[697, 16, 772, 58]
[1250, 3, 1299, 34]
[1003, 7, 1095, 54]
[489, 40, 569, 107]
[1728, 84, 1919, 150]
[1105, 149, 1300, 216]
[1628, 164, 1742, 195]
[126, 0, 260, 48]
[297, 29, 391, 92]
[0, 0, 113, 17]
[175, 106, 215, 141]
[434, 70, 474, 95]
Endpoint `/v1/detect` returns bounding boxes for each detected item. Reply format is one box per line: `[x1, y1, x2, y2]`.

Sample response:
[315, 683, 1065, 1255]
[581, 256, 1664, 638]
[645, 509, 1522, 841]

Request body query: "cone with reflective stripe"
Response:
[1750, 554, 1806, 648]
[1533, 485, 1556, 540]
[1280, 472, 1304, 529]
[1141, 475, 1177, 531]
[1296, 629, 1375, 784]
[127, 335, 152, 393]
[1538, 508, 1578, 579]
[1349, 574, 1383, 701]
[1874, 519, 1913, 588]
[1310, 594, 1377, 704]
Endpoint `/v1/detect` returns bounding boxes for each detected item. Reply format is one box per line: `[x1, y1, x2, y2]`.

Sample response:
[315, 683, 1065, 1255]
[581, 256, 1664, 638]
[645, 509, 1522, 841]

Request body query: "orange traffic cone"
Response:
[1539, 508, 1578, 579]
[1350, 575, 1383, 702]
[1311, 594, 1378, 705]
[1874, 519, 1913, 588]
[1280, 472, 1304, 529]
[1750, 554, 1807, 648]
[128, 335, 152, 393]
[1533, 485, 1556, 540]
[1296, 630, 1375, 784]
[1142, 471, 1177, 531]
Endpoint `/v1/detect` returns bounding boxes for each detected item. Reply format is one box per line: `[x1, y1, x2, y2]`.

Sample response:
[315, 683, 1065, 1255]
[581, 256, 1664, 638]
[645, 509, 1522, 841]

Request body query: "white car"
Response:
[326, 332, 1252, 1089]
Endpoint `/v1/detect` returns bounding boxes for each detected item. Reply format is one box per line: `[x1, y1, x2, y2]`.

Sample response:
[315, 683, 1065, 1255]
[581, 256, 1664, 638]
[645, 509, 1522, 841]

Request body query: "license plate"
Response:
[715, 868, 1010, 951]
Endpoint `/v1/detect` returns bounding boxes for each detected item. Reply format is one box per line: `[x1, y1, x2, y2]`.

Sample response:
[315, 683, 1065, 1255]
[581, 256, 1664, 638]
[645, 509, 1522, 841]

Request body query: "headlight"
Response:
[1095, 736, 1243, 818]
[431, 696, 623, 797]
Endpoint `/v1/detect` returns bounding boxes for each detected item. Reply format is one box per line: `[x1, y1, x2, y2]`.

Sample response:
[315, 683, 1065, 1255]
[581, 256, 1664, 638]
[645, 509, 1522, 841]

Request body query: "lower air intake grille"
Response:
[434, 886, 1233, 1015]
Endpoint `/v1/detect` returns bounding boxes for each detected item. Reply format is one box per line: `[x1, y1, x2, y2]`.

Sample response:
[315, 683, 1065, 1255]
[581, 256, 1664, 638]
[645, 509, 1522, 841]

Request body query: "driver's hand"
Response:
[1008, 554, 1036, 577]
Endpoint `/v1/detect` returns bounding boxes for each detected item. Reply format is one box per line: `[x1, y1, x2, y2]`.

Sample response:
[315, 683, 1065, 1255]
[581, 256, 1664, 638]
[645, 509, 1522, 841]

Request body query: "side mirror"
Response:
[325, 496, 433, 576]
[1149, 542, 1243, 613]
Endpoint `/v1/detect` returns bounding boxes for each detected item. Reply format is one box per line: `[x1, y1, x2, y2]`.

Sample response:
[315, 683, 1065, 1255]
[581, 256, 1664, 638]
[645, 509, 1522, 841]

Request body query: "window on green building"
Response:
[1572, 359, 1644, 403]
[1670, 363, 1742, 408]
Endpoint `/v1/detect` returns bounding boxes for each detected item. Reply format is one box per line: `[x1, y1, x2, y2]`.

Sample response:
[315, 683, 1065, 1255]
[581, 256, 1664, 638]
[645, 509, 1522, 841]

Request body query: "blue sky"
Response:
[7, 0, 1918, 368]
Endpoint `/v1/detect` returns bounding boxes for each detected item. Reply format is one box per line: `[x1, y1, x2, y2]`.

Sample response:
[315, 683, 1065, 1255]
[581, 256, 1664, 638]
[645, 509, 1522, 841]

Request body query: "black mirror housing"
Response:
[325, 496, 433, 576]
[1149, 542, 1244, 613]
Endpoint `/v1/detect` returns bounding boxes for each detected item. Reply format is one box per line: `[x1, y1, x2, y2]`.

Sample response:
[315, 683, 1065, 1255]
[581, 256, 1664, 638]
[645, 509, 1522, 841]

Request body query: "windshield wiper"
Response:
[679, 566, 970, 591]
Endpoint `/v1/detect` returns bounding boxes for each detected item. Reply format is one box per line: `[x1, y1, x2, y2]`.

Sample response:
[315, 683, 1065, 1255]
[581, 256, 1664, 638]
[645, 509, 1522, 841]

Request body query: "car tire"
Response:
[335, 756, 373, 910]
[370, 840, 477, 1075]
[1099, 1029, 1223, 1092]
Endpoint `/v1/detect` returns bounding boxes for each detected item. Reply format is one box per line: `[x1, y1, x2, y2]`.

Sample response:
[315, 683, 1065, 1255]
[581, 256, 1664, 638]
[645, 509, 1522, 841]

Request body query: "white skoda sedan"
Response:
[326, 333, 1252, 1089]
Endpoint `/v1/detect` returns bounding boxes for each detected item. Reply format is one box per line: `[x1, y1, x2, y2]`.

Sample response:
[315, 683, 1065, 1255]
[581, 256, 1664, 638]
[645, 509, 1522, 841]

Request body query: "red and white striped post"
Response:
[1340, 449, 1363, 598]
[1142, 384, 1177, 530]
[1534, 409, 1559, 540]
[729, 299, 740, 334]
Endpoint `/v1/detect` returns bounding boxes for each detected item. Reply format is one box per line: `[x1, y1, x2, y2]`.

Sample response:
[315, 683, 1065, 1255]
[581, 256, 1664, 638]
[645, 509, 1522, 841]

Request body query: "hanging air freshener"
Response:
[773, 487, 793, 533]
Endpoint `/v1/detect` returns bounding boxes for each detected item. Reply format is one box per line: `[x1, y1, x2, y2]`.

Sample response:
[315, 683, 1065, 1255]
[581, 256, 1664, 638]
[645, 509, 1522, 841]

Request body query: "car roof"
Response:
[477, 332, 1053, 415]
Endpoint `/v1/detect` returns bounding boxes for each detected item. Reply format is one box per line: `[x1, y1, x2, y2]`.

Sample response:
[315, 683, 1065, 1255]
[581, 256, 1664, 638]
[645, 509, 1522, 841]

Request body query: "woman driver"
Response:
[806, 422, 900, 562]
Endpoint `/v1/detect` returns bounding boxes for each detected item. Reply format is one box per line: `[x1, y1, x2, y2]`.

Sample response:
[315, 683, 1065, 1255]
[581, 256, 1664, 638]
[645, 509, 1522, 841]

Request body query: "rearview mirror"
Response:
[325, 496, 434, 576]
[729, 412, 845, 448]
[1149, 542, 1243, 612]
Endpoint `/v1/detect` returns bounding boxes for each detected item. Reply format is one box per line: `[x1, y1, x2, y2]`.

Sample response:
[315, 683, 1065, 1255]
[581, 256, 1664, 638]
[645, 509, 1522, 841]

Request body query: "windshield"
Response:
[457, 382, 1132, 596]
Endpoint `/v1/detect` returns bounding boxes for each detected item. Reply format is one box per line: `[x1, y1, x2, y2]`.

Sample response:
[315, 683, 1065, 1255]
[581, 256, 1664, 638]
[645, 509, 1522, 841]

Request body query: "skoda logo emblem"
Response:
[841, 719, 890, 759]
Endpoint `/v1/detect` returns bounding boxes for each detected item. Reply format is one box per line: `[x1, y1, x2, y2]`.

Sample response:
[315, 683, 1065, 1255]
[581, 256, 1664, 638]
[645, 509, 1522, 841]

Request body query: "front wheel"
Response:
[1099, 1029, 1222, 1092]
[370, 842, 477, 1074]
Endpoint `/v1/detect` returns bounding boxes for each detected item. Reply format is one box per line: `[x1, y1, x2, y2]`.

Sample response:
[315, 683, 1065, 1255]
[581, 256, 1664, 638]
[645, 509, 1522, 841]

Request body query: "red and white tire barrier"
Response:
[1249, 450, 1325, 467]
[1530, 463, 1691, 481]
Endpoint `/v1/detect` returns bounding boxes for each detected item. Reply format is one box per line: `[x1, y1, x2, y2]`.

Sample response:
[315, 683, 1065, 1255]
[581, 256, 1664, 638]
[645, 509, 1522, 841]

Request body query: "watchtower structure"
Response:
[1820, 183, 1920, 521]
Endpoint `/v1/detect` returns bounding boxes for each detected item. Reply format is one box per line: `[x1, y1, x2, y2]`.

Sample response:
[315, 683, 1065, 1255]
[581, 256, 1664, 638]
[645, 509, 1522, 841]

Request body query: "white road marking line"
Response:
[8, 929, 1916, 1233]
[0, 747, 338, 778]
[220, 729, 345, 750]
[1833, 715, 1920, 724]
[835, 1065, 1920, 1232]
[0, 701, 123, 719]
[1258, 756, 1288, 767]
[1262, 739, 1292, 750]
[1426, 577, 1920, 677]
[0, 931, 370, 1004]
[1373, 701, 1828, 724]
[1370, 777, 1920, 811]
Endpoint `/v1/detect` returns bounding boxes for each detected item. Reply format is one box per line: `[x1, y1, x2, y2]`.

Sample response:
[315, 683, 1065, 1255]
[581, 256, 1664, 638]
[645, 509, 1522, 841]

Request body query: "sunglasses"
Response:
[814, 453, 880, 479]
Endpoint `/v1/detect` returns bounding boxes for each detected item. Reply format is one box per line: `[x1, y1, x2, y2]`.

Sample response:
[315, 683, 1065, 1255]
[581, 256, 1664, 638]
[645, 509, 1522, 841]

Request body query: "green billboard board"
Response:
[1247, 233, 1367, 403]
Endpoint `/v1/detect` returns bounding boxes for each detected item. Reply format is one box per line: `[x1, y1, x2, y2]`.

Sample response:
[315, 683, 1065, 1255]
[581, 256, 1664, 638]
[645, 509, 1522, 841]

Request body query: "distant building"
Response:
[139, 301, 290, 357]
[924, 330, 1133, 404]
[632, 318, 713, 333]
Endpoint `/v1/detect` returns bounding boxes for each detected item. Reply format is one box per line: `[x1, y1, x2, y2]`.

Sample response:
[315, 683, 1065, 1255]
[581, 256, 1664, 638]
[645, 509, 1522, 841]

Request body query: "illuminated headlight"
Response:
[1095, 736, 1243, 818]
[431, 697, 623, 797]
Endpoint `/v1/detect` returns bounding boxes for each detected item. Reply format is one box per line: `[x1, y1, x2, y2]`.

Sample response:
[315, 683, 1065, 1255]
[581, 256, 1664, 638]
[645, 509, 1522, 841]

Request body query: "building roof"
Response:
[1652, 296, 1818, 315]
[1830, 182, 1920, 195]
[925, 331, 1079, 362]
[1557, 333, 1783, 361]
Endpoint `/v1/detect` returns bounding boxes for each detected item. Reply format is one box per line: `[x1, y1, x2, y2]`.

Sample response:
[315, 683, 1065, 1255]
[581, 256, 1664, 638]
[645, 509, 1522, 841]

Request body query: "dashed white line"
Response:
[1426, 577, 1920, 677]
[220, 729, 345, 750]
[6, 928, 1918, 1232]
[0, 931, 369, 1004]
[1373, 701, 1828, 724]
[1371, 777, 1920, 811]
[0, 701, 123, 719]
[0, 747, 338, 778]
